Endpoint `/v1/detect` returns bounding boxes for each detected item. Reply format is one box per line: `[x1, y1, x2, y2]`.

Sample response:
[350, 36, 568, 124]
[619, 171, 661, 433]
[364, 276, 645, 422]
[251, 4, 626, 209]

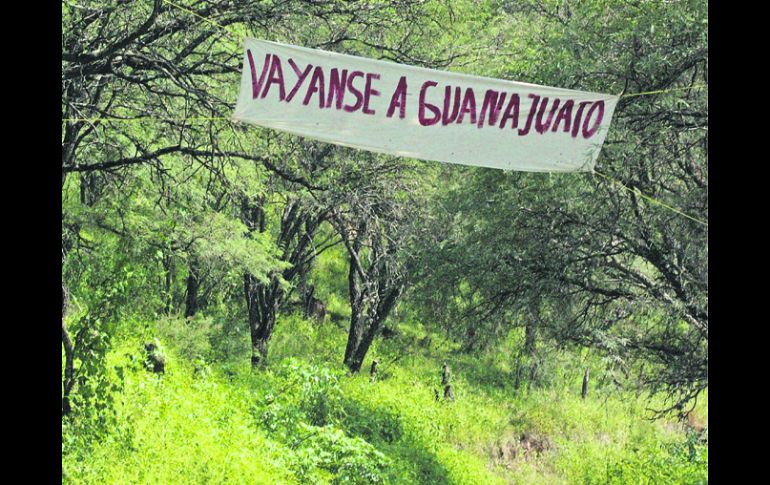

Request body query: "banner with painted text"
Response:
[232, 39, 619, 172]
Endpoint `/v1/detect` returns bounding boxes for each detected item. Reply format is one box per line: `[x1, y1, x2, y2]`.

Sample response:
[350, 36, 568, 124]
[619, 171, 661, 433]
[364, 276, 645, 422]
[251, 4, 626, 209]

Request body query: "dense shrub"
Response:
[62, 321, 707, 485]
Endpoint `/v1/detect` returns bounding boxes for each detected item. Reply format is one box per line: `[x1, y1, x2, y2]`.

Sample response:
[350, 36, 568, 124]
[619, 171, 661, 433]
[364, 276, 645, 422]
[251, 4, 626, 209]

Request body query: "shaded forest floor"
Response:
[62, 314, 708, 484]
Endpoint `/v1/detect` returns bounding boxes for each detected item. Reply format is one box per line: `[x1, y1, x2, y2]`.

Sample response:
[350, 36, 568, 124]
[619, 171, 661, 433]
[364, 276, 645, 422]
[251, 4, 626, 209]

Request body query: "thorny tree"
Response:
[62, 0, 461, 395]
[240, 145, 341, 366]
[327, 155, 424, 373]
[415, 0, 708, 414]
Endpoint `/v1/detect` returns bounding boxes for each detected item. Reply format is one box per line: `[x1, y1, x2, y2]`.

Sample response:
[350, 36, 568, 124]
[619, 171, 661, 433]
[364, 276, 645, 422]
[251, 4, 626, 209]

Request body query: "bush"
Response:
[292, 423, 389, 485]
[155, 314, 218, 361]
[592, 435, 708, 485]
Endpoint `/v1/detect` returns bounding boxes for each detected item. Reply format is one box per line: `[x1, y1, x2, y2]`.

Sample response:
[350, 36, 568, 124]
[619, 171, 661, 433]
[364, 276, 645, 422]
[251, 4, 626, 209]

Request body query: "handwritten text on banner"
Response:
[233, 39, 619, 172]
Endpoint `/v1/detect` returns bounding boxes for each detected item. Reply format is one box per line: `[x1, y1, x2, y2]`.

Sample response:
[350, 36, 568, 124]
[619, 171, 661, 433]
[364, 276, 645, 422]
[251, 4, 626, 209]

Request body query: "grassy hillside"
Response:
[62, 314, 707, 484]
[61, 2, 708, 483]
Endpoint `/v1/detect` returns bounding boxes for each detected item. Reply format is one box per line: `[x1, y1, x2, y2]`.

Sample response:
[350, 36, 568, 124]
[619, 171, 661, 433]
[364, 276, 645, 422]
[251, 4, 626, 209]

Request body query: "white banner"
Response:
[232, 39, 619, 172]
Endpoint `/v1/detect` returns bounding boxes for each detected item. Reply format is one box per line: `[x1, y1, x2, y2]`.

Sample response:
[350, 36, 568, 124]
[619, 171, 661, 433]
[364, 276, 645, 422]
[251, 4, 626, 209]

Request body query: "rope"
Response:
[593, 170, 707, 227]
[161, 0, 238, 42]
[62, 117, 232, 123]
[64, 3, 709, 226]
[621, 84, 707, 99]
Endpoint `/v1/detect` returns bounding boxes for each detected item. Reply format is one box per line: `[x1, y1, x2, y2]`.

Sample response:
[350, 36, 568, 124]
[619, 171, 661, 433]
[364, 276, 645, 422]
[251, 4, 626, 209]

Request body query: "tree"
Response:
[324, 153, 426, 373]
[61, 0, 465, 394]
[413, 0, 707, 411]
[240, 175, 331, 366]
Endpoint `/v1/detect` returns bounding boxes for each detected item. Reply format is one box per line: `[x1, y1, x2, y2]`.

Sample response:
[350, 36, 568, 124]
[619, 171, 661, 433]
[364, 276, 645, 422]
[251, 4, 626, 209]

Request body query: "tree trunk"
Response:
[302, 284, 315, 319]
[582, 367, 590, 399]
[348, 321, 381, 372]
[343, 286, 402, 373]
[241, 196, 324, 368]
[514, 360, 523, 390]
[343, 342, 362, 372]
[336, 215, 404, 374]
[343, 316, 367, 372]
[79, 172, 89, 205]
[184, 258, 200, 318]
[524, 316, 537, 355]
[524, 312, 538, 388]
[245, 274, 280, 368]
[343, 251, 365, 370]
[162, 253, 174, 315]
[62, 286, 74, 416]
[252, 337, 269, 367]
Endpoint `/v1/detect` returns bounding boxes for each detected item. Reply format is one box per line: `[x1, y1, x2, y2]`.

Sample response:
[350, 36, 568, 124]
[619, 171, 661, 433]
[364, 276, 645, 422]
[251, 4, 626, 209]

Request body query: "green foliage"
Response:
[269, 358, 347, 428]
[62, 1, 707, 483]
[310, 241, 351, 321]
[62, 314, 707, 484]
[155, 315, 218, 362]
[291, 423, 390, 485]
[63, 346, 294, 484]
[559, 427, 708, 485]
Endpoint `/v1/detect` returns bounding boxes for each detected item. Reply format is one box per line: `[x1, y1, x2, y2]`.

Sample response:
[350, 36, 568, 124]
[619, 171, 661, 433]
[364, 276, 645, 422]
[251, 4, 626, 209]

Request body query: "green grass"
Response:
[62, 316, 707, 484]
